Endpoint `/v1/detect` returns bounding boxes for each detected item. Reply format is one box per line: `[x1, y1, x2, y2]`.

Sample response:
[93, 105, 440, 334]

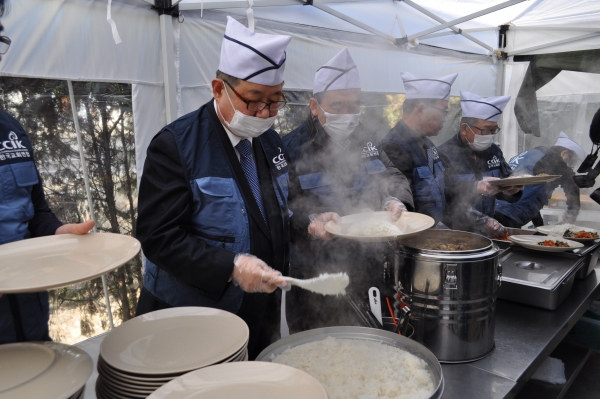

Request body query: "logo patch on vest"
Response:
[0, 131, 30, 161]
[362, 142, 379, 158]
[509, 152, 526, 171]
[272, 147, 287, 170]
[487, 155, 501, 169]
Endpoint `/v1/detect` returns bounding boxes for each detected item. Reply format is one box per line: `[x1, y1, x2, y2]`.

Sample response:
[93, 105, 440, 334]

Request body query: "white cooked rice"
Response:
[347, 220, 402, 237]
[270, 337, 435, 399]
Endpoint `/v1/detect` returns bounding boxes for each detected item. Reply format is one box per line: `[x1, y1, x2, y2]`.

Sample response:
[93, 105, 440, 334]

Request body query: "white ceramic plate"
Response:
[98, 356, 182, 382]
[100, 307, 249, 375]
[488, 175, 561, 187]
[536, 225, 600, 242]
[147, 362, 328, 399]
[0, 342, 93, 399]
[509, 235, 584, 252]
[325, 211, 435, 242]
[0, 233, 141, 294]
[0, 343, 56, 393]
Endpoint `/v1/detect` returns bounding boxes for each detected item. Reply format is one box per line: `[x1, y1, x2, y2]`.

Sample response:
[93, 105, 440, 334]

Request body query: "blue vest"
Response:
[495, 148, 548, 225]
[438, 134, 507, 219]
[508, 148, 546, 174]
[283, 122, 388, 213]
[383, 127, 445, 224]
[143, 105, 290, 314]
[0, 111, 50, 344]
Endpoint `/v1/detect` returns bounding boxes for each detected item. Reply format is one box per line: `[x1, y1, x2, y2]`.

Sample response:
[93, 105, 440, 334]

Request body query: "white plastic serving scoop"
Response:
[281, 273, 349, 296]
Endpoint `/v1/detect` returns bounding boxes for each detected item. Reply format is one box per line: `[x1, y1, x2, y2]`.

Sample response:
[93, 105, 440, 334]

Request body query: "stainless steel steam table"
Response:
[75, 262, 600, 399]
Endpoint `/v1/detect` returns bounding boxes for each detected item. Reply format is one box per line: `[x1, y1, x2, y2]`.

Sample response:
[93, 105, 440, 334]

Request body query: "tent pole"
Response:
[507, 32, 600, 56]
[312, 0, 396, 43]
[160, 13, 178, 123]
[402, 0, 526, 42]
[401, 0, 496, 52]
[67, 80, 115, 330]
[496, 58, 505, 96]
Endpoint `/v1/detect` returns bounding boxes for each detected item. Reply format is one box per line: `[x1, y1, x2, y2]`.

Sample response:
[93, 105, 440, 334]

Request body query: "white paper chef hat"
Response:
[313, 48, 361, 95]
[218, 16, 291, 86]
[460, 90, 511, 123]
[401, 72, 458, 101]
[555, 132, 586, 161]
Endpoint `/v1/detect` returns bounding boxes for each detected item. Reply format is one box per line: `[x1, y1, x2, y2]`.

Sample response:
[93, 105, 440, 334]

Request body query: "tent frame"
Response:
[151, 0, 530, 120]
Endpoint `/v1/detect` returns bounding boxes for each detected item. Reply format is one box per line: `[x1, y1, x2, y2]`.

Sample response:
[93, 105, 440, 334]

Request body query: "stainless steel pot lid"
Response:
[498, 249, 585, 290]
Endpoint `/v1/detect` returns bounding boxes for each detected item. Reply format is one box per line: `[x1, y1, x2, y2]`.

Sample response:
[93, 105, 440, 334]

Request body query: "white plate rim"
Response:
[0, 233, 141, 294]
[487, 175, 561, 187]
[325, 211, 435, 242]
[0, 342, 92, 399]
[509, 235, 583, 251]
[535, 225, 600, 242]
[100, 307, 249, 375]
[146, 362, 328, 399]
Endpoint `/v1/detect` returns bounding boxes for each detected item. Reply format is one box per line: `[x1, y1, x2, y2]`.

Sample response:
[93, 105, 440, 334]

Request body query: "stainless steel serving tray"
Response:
[497, 248, 585, 310]
[256, 326, 444, 399]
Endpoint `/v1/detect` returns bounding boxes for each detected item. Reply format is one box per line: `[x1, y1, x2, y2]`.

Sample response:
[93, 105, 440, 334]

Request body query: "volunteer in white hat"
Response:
[381, 72, 458, 227]
[495, 132, 584, 227]
[281, 48, 413, 332]
[438, 90, 521, 238]
[136, 16, 291, 358]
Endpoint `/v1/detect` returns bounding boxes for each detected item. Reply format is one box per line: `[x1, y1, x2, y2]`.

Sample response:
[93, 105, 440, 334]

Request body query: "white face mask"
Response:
[217, 81, 278, 139]
[317, 102, 360, 142]
[466, 125, 496, 151]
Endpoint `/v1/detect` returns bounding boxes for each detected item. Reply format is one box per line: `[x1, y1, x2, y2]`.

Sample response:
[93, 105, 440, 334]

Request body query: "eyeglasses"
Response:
[0, 36, 10, 55]
[223, 80, 287, 112]
[468, 124, 501, 136]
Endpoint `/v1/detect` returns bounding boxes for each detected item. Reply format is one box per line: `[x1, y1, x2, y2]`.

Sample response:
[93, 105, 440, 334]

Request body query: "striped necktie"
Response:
[236, 139, 267, 224]
[425, 143, 436, 173]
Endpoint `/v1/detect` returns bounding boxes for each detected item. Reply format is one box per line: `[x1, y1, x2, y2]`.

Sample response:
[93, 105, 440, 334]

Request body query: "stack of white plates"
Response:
[96, 307, 249, 399]
[147, 362, 329, 399]
[0, 342, 93, 399]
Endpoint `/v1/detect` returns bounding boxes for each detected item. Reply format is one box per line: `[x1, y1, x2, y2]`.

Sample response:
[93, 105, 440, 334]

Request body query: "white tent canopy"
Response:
[1, 0, 599, 178]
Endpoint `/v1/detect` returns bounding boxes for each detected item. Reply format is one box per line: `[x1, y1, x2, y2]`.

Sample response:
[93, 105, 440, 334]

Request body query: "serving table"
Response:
[75, 261, 600, 399]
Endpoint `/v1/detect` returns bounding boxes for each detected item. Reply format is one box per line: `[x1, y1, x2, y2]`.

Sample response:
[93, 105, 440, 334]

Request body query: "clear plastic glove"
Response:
[232, 254, 287, 293]
[562, 209, 579, 224]
[383, 199, 407, 222]
[308, 212, 340, 241]
[476, 177, 502, 196]
[502, 185, 523, 196]
[483, 217, 508, 239]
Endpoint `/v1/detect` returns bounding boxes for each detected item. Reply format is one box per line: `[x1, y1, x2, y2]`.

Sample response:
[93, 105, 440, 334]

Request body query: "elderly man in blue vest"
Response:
[438, 91, 522, 238]
[381, 72, 457, 227]
[282, 48, 413, 331]
[136, 17, 292, 358]
[0, 2, 94, 344]
[495, 132, 584, 227]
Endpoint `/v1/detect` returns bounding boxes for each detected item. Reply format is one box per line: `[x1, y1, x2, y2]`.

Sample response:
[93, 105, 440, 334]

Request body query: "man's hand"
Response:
[384, 200, 407, 222]
[477, 177, 501, 196]
[308, 212, 340, 241]
[483, 217, 507, 239]
[502, 185, 523, 196]
[232, 254, 286, 293]
[55, 220, 95, 235]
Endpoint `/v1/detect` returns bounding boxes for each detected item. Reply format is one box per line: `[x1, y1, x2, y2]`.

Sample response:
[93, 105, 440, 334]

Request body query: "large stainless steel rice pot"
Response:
[395, 230, 501, 363]
[256, 326, 444, 399]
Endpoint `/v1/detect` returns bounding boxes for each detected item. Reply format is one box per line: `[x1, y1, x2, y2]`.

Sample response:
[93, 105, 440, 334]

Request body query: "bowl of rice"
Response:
[256, 326, 443, 399]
